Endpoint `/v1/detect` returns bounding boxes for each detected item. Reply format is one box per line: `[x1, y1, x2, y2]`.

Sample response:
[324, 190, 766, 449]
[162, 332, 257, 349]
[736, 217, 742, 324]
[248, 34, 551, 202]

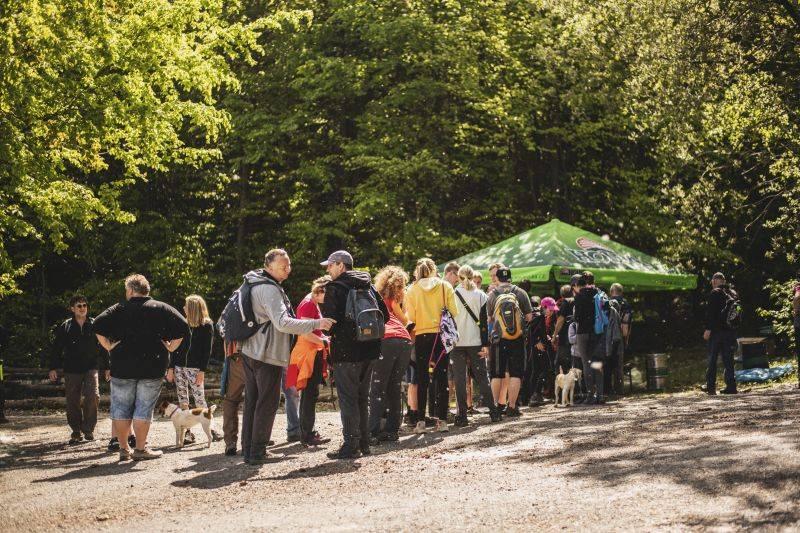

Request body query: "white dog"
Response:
[554, 367, 583, 407]
[158, 401, 217, 448]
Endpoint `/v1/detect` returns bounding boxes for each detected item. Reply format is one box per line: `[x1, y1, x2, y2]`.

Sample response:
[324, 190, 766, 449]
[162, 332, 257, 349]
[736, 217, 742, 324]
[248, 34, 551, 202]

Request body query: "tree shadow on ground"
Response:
[456, 386, 800, 528]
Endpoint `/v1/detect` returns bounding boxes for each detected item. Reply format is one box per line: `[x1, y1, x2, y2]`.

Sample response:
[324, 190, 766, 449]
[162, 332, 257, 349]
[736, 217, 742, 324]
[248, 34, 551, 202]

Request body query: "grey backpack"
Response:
[343, 286, 385, 342]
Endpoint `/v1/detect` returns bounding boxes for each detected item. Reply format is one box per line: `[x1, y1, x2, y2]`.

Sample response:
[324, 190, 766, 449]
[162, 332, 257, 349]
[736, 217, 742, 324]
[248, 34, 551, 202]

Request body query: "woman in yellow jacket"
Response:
[405, 258, 459, 433]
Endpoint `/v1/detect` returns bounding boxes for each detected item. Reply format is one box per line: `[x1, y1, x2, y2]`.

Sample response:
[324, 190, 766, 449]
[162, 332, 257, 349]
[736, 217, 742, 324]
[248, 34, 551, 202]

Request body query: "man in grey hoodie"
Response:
[239, 249, 335, 465]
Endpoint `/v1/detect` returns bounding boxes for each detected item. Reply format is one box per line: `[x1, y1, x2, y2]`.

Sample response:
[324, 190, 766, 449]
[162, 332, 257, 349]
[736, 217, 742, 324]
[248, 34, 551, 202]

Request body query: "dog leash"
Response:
[166, 404, 180, 418]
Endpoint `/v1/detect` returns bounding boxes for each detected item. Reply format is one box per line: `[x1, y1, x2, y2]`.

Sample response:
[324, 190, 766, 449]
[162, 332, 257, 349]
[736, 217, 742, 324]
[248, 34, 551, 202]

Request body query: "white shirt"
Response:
[454, 286, 487, 347]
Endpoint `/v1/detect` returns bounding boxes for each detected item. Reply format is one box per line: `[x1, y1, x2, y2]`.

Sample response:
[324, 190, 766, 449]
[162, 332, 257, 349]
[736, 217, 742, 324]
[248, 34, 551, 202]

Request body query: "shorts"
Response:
[489, 338, 525, 379]
[405, 361, 418, 385]
[110, 377, 163, 421]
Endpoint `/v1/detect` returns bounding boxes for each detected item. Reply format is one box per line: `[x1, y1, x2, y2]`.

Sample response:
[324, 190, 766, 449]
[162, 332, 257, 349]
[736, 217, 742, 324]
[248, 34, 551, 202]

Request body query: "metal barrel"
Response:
[646, 353, 669, 391]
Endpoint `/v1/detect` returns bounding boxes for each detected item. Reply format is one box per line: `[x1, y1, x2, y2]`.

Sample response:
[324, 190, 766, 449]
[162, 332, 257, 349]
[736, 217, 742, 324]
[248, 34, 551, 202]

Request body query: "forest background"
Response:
[3, 0, 799, 364]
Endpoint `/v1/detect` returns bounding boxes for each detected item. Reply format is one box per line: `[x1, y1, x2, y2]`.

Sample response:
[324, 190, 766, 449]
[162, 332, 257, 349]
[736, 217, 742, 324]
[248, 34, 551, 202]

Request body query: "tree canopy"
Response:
[2, 0, 799, 363]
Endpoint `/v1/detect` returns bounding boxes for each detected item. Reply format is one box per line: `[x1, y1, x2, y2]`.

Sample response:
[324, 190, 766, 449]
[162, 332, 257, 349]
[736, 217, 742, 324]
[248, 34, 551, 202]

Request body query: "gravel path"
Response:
[2, 384, 799, 532]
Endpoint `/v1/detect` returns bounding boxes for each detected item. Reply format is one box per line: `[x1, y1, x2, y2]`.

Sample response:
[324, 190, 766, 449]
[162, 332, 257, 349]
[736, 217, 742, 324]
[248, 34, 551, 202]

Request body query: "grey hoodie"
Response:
[239, 270, 322, 367]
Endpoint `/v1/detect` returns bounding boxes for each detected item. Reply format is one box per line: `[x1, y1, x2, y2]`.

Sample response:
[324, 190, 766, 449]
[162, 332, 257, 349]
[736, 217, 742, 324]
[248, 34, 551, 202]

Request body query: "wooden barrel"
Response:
[646, 353, 669, 391]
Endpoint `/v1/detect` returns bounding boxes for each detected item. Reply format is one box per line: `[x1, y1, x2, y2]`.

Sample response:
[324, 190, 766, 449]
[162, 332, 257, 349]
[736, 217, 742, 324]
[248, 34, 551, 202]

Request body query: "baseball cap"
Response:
[320, 250, 354, 267]
[496, 268, 512, 282]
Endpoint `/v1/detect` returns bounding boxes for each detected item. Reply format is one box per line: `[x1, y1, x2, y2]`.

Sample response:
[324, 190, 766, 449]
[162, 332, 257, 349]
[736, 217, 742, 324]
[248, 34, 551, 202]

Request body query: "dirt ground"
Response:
[1, 384, 799, 532]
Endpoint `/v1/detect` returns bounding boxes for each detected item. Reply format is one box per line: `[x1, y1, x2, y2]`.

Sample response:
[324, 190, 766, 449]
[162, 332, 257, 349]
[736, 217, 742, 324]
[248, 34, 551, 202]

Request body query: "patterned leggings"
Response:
[175, 366, 207, 409]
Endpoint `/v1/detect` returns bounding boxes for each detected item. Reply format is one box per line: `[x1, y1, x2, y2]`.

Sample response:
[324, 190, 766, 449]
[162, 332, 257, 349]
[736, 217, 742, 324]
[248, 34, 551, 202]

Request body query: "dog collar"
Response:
[166, 405, 180, 418]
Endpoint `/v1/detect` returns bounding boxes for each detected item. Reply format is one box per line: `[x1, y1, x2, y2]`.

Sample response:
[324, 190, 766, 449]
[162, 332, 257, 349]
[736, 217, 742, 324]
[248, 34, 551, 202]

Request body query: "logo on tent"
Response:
[576, 237, 610, 251]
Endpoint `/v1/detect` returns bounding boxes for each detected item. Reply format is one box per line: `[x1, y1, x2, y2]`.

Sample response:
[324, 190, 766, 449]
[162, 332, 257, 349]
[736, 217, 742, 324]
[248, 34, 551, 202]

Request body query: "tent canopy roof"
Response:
[443, 219, 696, 291]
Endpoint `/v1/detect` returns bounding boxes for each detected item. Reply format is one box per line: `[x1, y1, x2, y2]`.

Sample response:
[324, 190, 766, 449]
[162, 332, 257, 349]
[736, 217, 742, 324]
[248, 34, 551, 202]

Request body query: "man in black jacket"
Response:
[320, 250, 389, 459]
[703, 272, 738, 395]
[574, 272, 603, 404]
[49, 295, 107, 444]
[94, 275, 189, 461]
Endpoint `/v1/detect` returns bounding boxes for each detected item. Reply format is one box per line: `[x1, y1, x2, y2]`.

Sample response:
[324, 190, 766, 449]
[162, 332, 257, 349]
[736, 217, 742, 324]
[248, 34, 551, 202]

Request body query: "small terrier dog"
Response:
[554, 367, 583, 407]
[158, 400, 217, 448]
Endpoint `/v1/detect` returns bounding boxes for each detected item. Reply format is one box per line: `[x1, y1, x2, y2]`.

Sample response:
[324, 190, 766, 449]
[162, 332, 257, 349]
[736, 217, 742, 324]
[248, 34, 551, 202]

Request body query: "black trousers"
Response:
[332, 360, 373, 443]
[415, 333, 449, 421]
[240, 357, 282, 459]
[299, 351, 323, 438]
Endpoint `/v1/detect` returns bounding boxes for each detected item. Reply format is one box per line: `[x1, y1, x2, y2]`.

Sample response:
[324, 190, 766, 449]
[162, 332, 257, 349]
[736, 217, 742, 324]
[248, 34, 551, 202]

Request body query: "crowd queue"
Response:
[34, 248, 754, 463]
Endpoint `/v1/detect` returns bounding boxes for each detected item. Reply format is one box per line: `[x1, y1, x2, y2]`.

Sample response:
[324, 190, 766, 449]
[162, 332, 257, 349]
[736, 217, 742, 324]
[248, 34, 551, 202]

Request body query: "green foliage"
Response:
[4, 0, 800, 364]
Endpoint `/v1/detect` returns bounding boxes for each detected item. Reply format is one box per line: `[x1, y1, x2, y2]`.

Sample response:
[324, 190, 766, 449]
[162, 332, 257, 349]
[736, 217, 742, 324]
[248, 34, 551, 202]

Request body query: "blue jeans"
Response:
[110, 377, 162, 421]
[281, 367, 301, 437]
[706, 330, 737, 392]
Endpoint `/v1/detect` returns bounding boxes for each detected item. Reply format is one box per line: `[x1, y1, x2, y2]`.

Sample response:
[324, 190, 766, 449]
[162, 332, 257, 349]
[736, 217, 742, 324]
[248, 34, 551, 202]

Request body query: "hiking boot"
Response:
[132, 447, 163, 461]
[529, 393, 544, 406]
[404, 409, 416, 427]
[454, 416, 469, 428]
[69, 432, 83, 445]
[224, 445, 237, 457]
[497, 404, 507, 415]
[506, 406, 522, 417]
[246, 451, 277, 465]
[83, 433, 95, 441]
[119, 448, 133, 462]
[326, 442, 362, 460]
[436, 419, 449, 433]
[211, 429, 224, 442]
[489, 406, 501, 423]
[359, 439, 371, 456]
[107, 437, 120, 452]
[595, 396, 606, 405]
[720, 388, 738, 395]
[303, 431, 331, 447]
[183, 430, 196, 445]
[127, 434, 137, 448]
[413, 421, 427, 434]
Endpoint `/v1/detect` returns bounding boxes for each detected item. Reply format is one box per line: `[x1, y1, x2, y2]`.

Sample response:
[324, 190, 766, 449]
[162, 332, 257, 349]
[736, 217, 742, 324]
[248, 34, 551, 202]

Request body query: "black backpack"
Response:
[217, 273, 277, 342]
[337, 283, 385, 342]
[721, 289, 742, 330]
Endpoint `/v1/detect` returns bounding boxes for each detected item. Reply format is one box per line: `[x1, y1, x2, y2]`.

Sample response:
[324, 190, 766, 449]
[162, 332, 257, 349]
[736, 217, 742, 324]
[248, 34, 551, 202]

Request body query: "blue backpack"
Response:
[593, 289, 610, 335]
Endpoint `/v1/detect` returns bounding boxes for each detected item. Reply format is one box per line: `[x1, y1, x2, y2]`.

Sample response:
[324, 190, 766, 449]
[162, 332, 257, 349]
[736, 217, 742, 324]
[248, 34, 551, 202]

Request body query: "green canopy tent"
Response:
[442, 219, 696, 292]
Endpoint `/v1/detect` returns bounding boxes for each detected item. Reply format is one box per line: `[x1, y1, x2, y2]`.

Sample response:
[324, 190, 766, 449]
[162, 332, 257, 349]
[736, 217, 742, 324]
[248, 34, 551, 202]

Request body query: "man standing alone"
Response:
[49, 295, 105, 444]
[703, 272, 738, 395]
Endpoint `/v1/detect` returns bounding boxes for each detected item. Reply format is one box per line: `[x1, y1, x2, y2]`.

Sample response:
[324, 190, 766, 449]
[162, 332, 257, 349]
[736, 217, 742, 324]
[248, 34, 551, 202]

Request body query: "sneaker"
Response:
[424, 417, 436, 428]
[127, 434, 137, 448]
[720, 388, 738, 395]
[595, 396, 606, 405]
[413, 421, 427, 434]
[489, 406, 501, 423]
[83, 433, 95, 441]
[69, 432, 83, 445]
[211, 429, 224, 442]
[506, 407, 522, 417]
[436, 419, 449, 432]
[404, 410, 416, 427]
[224, 446, 237, 457]
[132, 447, 163, 461]
[119, 448, 133, 462]
[498, 404, 507, 415]
[183, 430, 196, 445]
[326, 443, 362, 460]
[107, 437, 120, 452]
[303, 431, 331, 447]
[454, 416, 469, 427]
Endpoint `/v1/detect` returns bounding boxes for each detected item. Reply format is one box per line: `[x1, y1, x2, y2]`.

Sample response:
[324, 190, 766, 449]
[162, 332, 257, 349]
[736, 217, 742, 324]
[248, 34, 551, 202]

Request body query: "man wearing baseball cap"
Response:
[319, 250, 389, 459]
[486, 267, 533, 417]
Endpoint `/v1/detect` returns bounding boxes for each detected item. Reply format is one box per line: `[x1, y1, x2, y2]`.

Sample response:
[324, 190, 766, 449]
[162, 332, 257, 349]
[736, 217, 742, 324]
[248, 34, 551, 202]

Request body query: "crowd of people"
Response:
[37, 248, 754, 464]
